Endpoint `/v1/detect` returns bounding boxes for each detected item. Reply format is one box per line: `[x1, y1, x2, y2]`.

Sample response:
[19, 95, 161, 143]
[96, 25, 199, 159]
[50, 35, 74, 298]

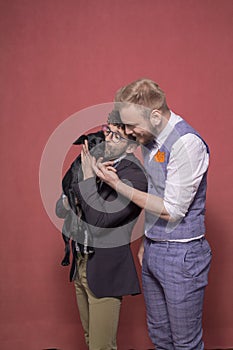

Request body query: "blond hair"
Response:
[115, 78, 169, 113]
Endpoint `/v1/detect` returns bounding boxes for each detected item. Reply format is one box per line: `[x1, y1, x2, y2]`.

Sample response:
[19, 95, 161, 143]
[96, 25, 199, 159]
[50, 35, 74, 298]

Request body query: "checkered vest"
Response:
[144, 119, 209, 240]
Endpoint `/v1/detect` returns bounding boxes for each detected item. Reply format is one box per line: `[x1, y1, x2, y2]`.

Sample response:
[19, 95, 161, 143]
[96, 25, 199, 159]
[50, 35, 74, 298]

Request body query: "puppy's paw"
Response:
[61, 256, 70, 266]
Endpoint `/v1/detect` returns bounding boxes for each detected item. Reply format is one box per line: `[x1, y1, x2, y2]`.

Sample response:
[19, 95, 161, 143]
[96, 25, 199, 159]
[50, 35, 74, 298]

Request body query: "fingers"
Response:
[96, 158, 116, 172]
[106, 166, 117, 172]
[96, 157, 103, 167]
[81, 149, 84, 163]
[92, 157, 118, 182]
[82, 140, 89, 155]
[92, 158, 103, 178]
[81, 140, 92, 163]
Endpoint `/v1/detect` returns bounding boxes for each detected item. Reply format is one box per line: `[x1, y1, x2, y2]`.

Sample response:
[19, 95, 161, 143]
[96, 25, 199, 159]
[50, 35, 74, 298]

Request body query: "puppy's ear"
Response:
[73, 135, 87, 145]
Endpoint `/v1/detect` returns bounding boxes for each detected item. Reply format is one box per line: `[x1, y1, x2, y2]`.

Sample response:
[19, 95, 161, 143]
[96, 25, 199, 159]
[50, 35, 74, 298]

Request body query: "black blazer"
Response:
[73, 153, 147, 298]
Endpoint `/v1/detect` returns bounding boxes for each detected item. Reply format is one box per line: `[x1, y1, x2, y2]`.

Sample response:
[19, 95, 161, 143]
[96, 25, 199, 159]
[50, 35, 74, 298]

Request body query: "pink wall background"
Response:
[1, 0, 232, 349]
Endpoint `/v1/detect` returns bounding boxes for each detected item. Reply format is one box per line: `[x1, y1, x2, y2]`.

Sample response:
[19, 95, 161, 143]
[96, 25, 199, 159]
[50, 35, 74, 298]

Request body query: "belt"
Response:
[146, 236, 205, 244]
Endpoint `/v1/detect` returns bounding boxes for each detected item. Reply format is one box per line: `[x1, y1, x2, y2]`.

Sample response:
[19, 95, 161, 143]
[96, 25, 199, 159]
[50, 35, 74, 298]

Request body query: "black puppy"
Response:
[60, 130, 105, 266]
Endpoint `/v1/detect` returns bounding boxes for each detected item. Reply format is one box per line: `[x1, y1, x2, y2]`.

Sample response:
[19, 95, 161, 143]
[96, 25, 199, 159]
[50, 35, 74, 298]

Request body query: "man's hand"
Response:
[137, 238, 145, 266]
[92, 158, 120, 189]
[81, 140, 95, 180]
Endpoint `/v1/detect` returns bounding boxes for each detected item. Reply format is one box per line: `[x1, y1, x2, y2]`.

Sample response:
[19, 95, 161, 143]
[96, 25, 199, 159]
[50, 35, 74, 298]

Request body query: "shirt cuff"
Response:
[163, 200, 186, 221]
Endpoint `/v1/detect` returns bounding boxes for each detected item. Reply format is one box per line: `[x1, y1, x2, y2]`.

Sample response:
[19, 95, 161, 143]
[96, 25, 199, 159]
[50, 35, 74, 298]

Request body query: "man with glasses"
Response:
[70, 110, 147, 350]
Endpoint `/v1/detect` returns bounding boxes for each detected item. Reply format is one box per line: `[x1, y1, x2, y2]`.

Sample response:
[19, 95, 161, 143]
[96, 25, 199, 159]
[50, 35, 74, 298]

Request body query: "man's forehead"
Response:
[120, 105, 147, 124]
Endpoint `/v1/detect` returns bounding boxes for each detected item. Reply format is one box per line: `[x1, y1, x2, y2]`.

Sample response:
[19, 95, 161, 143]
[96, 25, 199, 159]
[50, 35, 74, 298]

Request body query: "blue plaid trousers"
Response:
[142, 237, 212, 350]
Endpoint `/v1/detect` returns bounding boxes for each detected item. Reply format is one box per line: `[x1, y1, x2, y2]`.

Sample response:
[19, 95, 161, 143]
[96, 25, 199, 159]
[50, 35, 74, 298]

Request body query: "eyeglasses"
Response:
[102, 125, 129, 144]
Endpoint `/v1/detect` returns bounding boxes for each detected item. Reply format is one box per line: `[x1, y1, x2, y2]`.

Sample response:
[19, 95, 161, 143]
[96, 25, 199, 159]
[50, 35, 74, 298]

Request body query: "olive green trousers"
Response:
[74, 255, 122, 350]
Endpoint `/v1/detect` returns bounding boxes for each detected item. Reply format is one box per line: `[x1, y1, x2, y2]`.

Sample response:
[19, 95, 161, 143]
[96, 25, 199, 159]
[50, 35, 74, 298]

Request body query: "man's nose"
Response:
[105, 132, 113, 141]
[125, 125, 133, 135]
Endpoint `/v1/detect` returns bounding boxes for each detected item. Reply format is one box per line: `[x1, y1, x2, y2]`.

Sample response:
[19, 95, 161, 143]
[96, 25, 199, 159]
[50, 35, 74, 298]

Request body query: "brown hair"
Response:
[115, 78, 169, 113]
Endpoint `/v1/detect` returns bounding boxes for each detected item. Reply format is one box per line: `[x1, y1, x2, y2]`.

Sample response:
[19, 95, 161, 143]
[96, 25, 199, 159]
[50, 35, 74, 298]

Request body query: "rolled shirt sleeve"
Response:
[163, 133, 209, 221]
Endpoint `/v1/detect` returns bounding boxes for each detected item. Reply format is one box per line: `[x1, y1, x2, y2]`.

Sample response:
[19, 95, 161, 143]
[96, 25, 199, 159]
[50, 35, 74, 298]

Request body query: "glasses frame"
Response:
[102, 124, 129, 144]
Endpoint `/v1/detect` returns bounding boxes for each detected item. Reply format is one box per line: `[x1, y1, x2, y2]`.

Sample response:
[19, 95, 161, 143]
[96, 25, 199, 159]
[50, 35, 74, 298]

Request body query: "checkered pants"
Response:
[142, 237, 212, 350]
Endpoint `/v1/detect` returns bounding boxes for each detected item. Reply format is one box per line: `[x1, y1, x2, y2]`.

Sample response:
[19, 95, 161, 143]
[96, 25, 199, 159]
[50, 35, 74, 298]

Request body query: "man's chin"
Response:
[139, 136, 154, 145]
[103, 152, 122, 162]
[103, 153, 114, 161]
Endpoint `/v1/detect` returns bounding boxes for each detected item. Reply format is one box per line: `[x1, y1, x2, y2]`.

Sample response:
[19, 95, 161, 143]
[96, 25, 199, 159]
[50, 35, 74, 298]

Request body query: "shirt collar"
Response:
[155, 110, 182, 148]
[112, 153, 127, 168]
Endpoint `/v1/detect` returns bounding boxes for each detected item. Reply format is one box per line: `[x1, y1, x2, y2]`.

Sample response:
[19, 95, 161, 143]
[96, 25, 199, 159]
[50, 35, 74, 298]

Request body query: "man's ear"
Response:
[150, 109, 162, 127]
[126, 142, 138, 154]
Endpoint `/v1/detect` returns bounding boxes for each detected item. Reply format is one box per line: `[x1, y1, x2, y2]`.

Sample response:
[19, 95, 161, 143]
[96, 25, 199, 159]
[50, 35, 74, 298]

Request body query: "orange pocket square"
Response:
[154, 150, 165, 163]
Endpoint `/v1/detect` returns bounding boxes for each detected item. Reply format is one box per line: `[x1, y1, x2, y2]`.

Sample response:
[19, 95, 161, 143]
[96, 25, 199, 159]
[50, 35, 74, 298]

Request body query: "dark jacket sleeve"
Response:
[73, 157, 147, 232]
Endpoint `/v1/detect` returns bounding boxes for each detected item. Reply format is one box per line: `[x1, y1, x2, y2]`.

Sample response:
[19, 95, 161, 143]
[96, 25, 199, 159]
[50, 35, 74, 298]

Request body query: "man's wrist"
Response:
[115, 179, 133, 200]
[83, 172, 95, 180]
